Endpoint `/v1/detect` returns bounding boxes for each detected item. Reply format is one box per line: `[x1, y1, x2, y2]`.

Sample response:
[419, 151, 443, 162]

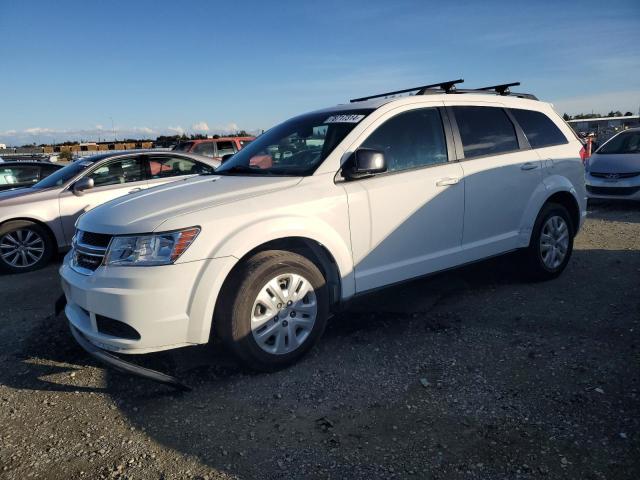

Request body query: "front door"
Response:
[58, 155, 147, 242]
[342, 107, 465, 293]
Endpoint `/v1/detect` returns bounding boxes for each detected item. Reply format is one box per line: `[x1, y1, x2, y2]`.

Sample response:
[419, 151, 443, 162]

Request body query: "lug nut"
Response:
[290, 311, 296, 318]
[287, 300, 293, 306]
[282, 320, 288, 327]
[277, 303, 283, 309]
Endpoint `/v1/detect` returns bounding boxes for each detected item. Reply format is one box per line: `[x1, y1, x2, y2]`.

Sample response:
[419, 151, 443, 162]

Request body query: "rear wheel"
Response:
[0, 221, 54, 273]
[522, 203, 574, 280]
[215, 250, 329, 371]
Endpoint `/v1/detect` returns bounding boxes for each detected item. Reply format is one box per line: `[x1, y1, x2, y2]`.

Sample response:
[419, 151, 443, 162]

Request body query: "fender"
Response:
[517, 173, 582, 247]
[212, 215, 355, 298]
[184, 216, 355, 344]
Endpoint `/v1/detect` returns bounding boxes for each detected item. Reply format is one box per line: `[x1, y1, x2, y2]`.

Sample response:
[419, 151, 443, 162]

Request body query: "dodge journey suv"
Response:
[60, 79, 587, 372]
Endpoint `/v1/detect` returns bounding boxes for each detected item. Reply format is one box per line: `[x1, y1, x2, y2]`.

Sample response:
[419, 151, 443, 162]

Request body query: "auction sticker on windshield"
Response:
[324, 114, 365, 124]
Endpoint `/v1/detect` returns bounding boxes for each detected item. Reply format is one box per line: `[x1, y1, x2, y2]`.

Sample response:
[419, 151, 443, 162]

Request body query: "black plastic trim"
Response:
[69, 324, 191, 392]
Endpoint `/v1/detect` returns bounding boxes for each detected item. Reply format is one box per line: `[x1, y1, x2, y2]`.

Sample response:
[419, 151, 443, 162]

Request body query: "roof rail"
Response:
[475, 82, 521, 95]
[349, 79, 538, 103]
[350, 79, 464, 103]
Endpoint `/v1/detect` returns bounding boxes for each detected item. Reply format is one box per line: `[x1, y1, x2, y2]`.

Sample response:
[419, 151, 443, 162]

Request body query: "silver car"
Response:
[586, 127, 640, 201]
[0, 150, 219, 273]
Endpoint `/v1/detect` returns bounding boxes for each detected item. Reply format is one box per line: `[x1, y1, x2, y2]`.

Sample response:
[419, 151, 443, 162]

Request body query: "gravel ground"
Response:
[0, 200, 639, 480]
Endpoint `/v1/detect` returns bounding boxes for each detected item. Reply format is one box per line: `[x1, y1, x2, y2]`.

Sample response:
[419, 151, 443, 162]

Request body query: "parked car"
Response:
[0, 151, 218, 272]
[172, 137, 254, 160]
[0, 161, 63, 191]
[585, 127, 640, 201]
[60, 80, 586, 374]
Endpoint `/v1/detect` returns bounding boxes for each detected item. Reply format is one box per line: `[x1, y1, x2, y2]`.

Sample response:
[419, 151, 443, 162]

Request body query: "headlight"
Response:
[104, 227, 200, 266]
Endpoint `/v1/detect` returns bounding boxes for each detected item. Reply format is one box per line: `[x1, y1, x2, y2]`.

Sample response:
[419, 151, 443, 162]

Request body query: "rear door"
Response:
[58, 155, 147, 242]
[447, 104, 542, 259]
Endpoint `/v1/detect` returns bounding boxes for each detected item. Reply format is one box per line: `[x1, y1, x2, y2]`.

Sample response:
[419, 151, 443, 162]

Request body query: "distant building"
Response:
[567, 115, 639, 141]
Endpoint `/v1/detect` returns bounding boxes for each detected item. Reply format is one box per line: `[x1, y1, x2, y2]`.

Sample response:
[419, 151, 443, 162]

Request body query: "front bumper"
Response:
[60, 252, 236, 354]
[586, 175, 640, 200]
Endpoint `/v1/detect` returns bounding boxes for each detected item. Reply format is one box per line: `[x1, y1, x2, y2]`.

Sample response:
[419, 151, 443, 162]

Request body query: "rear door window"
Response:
[453, 106, 519, 158]
[510, 109, 568, 148]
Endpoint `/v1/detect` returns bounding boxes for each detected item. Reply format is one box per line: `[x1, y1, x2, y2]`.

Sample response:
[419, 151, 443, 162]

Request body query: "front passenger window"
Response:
[360, 108, 448, 172]
[88, 157, 144, 187]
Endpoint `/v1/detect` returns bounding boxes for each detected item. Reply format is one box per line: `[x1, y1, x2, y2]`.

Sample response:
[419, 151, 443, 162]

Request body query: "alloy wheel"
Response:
[539, 216, 569, 269]
[0, 229, 45, 268]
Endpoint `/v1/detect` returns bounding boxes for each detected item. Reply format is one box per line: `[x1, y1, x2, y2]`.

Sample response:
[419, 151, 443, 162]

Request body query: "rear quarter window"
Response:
[510, 109, 568, 148]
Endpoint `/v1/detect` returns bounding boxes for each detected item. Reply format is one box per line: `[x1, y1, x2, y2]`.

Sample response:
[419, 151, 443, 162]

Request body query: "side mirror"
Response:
[220, 153, 234, 164]
[73, 177, 94, 195]
[343, 149, 387, 180]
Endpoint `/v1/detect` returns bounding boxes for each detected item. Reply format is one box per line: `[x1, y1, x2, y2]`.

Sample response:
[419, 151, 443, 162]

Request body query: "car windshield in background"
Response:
[215, 110, 373, 176]
[31, 159, 95, 189]
[173, 142, 193, 152]
[597, 131, 640, 154]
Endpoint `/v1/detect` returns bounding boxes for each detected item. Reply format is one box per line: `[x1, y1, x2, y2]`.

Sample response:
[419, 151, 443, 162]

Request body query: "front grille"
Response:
[71, 230, 112, 274]
[590, 171, 640, 179]
[587, 185, 640, 196]
[79, 231, 112, 248]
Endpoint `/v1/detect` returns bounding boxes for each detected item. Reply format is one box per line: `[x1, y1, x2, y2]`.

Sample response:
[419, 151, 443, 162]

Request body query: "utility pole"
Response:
[110, 117, 116, 142]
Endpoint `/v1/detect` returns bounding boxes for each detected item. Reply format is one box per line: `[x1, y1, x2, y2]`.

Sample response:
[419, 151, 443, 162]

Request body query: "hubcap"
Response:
[251, 273, 317, 355]
[0, 229, 45, 268]
[539, 216, 569, 269]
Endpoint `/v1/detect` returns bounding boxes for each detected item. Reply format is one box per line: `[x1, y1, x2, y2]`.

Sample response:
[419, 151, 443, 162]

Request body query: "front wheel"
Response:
[215, 250, 329, 371]
[0, 220, 54, 273]
[522, 203, 574, 281]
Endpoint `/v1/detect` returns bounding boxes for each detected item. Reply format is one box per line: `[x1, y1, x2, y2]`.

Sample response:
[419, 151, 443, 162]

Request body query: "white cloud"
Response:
[167, 126, 185, 135]
[0, 121, 254, 146]
[191, 121, 210, 133]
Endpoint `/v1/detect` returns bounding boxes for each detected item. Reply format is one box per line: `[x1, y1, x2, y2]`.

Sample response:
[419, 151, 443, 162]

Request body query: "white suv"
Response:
[60, 80, 587, 372]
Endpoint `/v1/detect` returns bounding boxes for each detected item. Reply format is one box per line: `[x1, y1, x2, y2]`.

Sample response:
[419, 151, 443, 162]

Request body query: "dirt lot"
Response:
[1, 201, 639, 480]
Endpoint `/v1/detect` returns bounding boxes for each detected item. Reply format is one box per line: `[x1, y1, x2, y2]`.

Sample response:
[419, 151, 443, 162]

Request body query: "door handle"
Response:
[436, 177, 460, 187]
[520, 162, 539, 171]
[129, 187, 142, 193]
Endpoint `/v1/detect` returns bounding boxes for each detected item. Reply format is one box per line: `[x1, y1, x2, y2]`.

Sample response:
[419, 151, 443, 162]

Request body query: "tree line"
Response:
[562, 111, 635, 121]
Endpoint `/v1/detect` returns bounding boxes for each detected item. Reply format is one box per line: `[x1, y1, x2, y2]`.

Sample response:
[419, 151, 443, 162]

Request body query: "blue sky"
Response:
[1, 0, 639, 145]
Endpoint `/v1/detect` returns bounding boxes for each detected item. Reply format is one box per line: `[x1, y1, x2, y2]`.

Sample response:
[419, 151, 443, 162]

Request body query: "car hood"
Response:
[588, 153, 640, 174]
[77, 174, 303, 234]
[0, 186, 59, 206]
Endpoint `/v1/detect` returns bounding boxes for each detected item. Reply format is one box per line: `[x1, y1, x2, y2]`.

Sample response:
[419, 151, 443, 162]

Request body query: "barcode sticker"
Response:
[324, 114, 365, 124]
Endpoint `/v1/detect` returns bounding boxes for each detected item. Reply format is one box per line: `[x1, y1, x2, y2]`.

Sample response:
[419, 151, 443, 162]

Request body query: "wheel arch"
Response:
[0, 217, 59, 251]
[544, 191, 581, 235]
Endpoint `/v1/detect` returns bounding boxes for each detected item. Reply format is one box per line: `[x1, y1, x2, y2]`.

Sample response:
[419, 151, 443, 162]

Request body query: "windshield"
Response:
[215, 110, 373, 176]
[32, 159, 94, 189]
[597, 131, 640, 154]
[173, 142, 193, 152]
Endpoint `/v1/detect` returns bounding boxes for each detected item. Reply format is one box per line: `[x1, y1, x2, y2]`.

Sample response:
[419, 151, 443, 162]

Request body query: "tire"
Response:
[522, 202, 574, 281]
[0, 220, 55, 273]
[215, 250, 329, 372]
